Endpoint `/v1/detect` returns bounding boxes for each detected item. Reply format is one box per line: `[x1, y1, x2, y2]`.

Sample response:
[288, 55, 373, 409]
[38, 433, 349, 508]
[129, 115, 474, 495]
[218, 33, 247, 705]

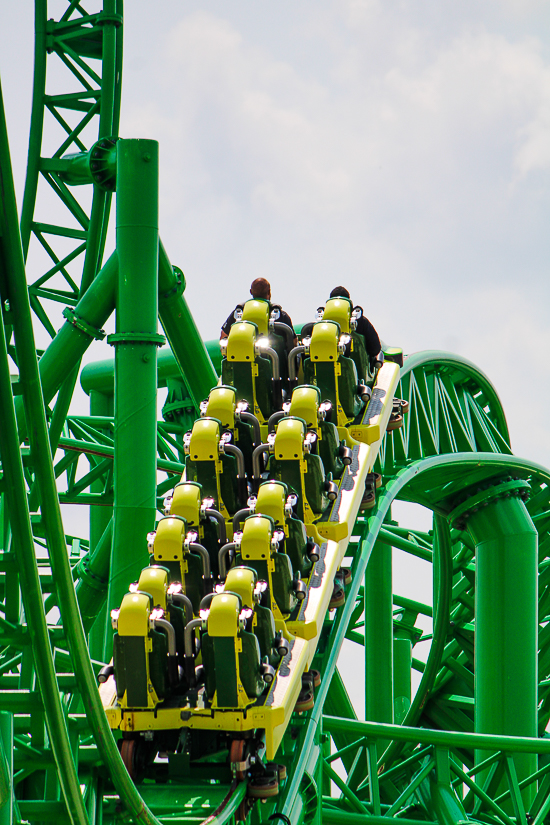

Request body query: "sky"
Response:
[1, 1, 549, 709]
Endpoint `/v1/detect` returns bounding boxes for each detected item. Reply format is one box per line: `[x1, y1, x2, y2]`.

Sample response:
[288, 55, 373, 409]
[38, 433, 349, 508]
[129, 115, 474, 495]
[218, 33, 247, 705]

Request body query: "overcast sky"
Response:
[2, 0, 549, 467]
[1, 0, 549, 713]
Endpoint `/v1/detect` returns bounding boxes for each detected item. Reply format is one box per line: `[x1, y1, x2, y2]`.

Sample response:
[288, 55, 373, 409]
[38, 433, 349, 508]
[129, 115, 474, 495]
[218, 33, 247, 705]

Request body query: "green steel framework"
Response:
[0, 3, 549, 825]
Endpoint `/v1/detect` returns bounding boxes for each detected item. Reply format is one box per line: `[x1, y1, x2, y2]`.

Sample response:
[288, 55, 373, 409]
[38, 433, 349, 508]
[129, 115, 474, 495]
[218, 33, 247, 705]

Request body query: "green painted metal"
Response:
[107, 138, 160, 621]
[364, 538, 393, 730]
[1, 3, 550, 825]
[470, 495, 538, 803]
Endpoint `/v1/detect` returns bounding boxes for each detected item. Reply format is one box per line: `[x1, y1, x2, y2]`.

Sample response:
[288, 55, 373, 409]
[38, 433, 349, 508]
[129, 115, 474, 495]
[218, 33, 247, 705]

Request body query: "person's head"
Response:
[250, 278, 271, 301]
[330, 286, 351, 301]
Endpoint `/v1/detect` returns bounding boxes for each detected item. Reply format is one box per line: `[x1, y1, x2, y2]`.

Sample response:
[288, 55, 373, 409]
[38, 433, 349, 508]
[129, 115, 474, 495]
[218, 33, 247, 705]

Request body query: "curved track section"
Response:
[1, 6, 549, 825]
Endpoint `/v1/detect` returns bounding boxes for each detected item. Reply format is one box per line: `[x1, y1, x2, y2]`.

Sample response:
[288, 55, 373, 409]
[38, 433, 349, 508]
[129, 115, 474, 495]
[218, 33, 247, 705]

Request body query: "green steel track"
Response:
[0, 3, 549, 825]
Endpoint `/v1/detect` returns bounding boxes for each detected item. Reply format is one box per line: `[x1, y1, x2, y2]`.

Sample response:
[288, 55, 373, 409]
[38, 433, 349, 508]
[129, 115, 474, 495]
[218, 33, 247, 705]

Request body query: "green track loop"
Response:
[1, 4, 550, 825]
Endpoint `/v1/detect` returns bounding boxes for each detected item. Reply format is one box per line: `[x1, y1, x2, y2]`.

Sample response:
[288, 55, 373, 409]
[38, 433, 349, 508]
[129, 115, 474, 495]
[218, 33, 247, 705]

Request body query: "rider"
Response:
[220, 278, 296, 345]
[328, 286, 380, 358]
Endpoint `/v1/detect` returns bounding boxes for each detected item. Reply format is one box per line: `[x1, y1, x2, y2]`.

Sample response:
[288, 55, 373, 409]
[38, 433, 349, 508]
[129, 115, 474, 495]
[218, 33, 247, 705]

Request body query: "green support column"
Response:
[468, 495, 538, 804]
[365, 538, 394, 728]
[393, 625, 413, 725]
[106, 139, 161, 628]
[0, 712, 12, 825]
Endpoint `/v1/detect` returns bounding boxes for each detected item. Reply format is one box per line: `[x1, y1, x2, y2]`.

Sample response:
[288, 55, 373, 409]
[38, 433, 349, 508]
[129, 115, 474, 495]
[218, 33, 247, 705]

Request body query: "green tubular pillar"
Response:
[365, 538, 394, 729]
[107, 139, 160, 623]
[393, 620, 414, 725]
[468, 494, 538, 804]
[0, 713, 12, 824]
[158, 241, 217, 407]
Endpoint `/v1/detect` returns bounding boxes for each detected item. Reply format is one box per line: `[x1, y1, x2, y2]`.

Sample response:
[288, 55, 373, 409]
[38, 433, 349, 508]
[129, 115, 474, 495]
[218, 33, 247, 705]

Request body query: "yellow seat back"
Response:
[273, 417, 305, 460]
[240, 515, 273, 561]
[226, 321, 257, 362]
[242, 299, 270, 335]
[225, 567, 257, 609]
[171, 482, 201, 525]
[289, 385, 320, 429]
[189, 418, 220, 461]
[208, 593, 240, 637]
[118, 592, 151, 637]
[309, 321, 339, 362]
[138, 566, 168, 610]
[154, 517, 185, 563]
[206, 386, 237, 429]
[256, 481, 287, 525]
[323, 297, 352, 333]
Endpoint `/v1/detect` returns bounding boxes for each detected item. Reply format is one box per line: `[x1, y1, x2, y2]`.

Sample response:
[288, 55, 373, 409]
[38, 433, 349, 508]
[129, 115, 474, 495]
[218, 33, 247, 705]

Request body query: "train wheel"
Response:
[247, 774, 279, 799]
[230, 738, 247, 781]
[387, 413, 404, 431]
[268, 762, 287, 781]
[329, 582, 345, 609]
[295, 686, 314, 713]
[120, 738, 138, 781]
[337, 567, 352, 586]
[360, 490, 376, 511]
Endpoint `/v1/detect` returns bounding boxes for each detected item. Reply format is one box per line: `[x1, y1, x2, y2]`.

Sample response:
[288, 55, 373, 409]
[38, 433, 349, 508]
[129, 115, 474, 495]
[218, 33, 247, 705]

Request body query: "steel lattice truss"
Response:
[0, 4, 549, 825]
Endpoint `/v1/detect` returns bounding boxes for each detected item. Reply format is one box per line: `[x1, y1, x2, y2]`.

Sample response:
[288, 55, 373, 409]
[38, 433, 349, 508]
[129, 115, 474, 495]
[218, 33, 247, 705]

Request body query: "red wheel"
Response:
[387, 414, 403, 431]
[295, 687, 314, 713]
[360, 490, 376, 511]
[267, 762, 287, 781]
[329, 583, 345, 609]
[308, 669, 321, 688]
[230, 738, 247, 781]
[247, 775, 279, 799]
[120, 738, 137, 781]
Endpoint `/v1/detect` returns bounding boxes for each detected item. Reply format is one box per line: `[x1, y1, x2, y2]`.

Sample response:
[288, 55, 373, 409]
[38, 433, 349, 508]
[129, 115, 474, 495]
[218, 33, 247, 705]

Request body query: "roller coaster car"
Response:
[183, 416, 247, 517]
[240, 298, 295, 383]
[201, 591, 270, 709]
[164, 481, 227, 566]
[148, 515, 213, 612]
[255, 416, 332, 525]
[274, 384, 353, 480]
[214, 566, 283, 670]
[224, 514, 305, 623]
[200, 385, 262, 477]
[135, 566, 191, 671]
[233, 480, 318, 577]
[111, 589, 180, 710]
[220, 320, 283, 424]
[293, 320, 370, 428]
[321, 296, 371, 382]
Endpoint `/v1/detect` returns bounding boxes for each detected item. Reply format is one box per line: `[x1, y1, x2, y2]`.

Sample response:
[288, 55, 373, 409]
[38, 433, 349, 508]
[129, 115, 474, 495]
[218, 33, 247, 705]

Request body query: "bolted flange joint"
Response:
[447, 477, 531, 531]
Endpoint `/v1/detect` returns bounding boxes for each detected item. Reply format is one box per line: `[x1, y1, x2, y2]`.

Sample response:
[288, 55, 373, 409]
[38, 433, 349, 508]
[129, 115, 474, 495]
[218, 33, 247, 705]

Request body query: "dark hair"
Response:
[330, 286, 351, 300]
[250, 278, 271, 299]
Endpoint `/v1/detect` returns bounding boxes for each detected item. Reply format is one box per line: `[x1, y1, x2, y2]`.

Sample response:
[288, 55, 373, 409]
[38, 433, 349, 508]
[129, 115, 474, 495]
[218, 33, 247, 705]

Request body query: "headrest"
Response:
[323, 297, 352, 334]
[257, 480, 287, 525]
[242, 299, 270, 335]
[289, 385, 320, 429]
[171, 482, 201, 525]
[226, 321, 257, 362]
[309, 321, 339, 362]
[189, 418, 220, 461]
[206, 386, 237, 428]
